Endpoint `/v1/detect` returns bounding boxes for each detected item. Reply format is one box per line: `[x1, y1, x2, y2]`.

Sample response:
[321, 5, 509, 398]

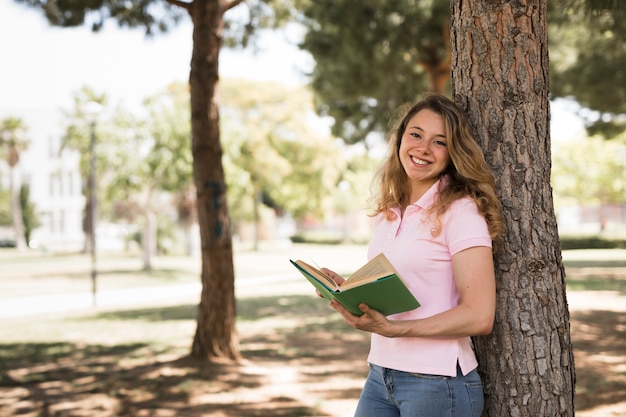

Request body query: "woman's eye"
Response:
[434, 140, 447, 146]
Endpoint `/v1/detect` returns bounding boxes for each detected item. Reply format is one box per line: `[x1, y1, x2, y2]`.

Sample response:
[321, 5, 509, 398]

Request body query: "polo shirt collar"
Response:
[409, 175, 449, 210]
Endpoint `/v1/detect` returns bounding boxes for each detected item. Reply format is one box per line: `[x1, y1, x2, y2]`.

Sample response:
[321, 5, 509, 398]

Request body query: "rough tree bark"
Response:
[450, 1, 576, 416]
[187, 0, 240, 362]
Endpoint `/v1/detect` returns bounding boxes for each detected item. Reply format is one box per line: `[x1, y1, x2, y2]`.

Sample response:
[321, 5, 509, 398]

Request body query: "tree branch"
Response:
[222, 0, 246, 13]
[165, 0, 192, 12]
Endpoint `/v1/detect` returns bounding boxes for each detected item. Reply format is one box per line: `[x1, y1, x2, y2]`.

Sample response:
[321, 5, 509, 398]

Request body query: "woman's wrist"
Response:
[386, 320, 414, 338]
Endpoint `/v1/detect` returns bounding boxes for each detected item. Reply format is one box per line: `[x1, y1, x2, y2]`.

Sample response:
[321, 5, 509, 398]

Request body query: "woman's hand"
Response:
[321, 268, 345, 286]
[325, 246, 497, 340]
[316, 269, 402, 337]
[390, 246, 496, 339]
[329, 299, 401, 338]
[315, 268, 345, 298]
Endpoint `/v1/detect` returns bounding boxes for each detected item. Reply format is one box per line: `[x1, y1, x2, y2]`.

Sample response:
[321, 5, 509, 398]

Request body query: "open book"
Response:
[290, 253, 420, 316]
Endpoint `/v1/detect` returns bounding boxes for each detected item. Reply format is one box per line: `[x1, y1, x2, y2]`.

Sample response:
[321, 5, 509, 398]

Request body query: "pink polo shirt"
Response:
[367, 179, 492, 377]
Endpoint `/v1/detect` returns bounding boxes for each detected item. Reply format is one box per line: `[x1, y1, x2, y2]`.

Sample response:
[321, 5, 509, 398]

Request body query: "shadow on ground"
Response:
[1, 293, 624, 416]
[0, 295, 369, 417]
[571, 309, 626, 412]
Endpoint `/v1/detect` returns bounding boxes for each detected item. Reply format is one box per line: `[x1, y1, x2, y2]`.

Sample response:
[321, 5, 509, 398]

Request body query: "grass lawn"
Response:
[0, 247, 625, 416]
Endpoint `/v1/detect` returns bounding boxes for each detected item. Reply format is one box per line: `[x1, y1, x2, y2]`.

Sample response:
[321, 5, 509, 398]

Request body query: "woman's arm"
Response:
[330, 246, 496, 338]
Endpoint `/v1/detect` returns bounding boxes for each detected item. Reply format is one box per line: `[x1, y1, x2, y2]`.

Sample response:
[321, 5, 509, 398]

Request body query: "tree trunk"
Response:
[188, 0, 240, 362]
[450, 1, 576, 416]
[141, 210, 156, 271]
[418, 20, 451, 94]
[9, 165, 27, 251]
[183, 222, 195, 256]
[253, 187, 261, 251]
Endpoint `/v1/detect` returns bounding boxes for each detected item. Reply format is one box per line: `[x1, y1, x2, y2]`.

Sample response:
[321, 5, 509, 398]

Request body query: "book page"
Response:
[341, 253, 396, 288]
[295, 260, 340, 291]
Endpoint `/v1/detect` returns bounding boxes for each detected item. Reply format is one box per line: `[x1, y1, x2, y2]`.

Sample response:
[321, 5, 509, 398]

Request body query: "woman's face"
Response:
[399, 109, 451, 199]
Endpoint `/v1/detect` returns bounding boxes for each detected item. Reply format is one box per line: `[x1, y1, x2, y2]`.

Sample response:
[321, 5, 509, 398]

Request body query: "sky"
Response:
[0, 1, 310, 112]
[0, 0, 583, 141]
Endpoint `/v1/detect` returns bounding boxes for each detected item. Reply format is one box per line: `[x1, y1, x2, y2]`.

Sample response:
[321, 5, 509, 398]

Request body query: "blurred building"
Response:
[0, 109, 85, 252]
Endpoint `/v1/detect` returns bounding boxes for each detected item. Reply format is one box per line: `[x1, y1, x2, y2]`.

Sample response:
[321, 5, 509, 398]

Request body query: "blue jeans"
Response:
[354, 363, 484, 417]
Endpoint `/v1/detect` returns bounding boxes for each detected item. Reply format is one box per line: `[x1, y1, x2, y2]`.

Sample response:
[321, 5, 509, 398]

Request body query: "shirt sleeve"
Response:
[444, 198, 492, 256]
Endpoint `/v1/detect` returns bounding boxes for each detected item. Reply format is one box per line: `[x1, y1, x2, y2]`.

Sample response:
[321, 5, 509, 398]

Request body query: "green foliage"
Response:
[223, 0, 300, 48]
[289, 230, 344, 245]
[0, 188, 10, 226]
[0, 116, 31, 248]
[560, 236, 626, 250]
[16, 0, 297, 44]
[220, 78, 345, 222]
[294, 0, 626, 144]
[0, 116, 30, 166]
[60, 84, 194, 261]
[0, 185, 37, 244]
[551, 135, 626, 207]
[14, 0, 185, 34]
[93, 83, 193, 222]
[549, 0, 626, 137]
[60, 86, 107, 180]
[141, 83, 193, 192]
[127, 212, 182, 255]
[63, 79, 347, 247]
[335, 152, 379, 213]
[297, 0, 450, 145]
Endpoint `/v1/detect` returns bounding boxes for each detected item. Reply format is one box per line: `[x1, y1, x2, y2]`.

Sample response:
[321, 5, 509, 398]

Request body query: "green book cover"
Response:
[290, 254, 420, 316]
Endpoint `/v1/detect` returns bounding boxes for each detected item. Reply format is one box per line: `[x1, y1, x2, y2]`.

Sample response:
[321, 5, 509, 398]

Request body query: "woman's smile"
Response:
[399, 108, 451, 201]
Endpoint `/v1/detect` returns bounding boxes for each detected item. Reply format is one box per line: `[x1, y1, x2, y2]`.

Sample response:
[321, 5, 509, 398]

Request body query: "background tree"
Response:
[61, 87, 108, 254]
[297, 0, 451, 145]
[332, 152, 380, 243]
[19, 184, 40, 246]
[0, 188, 11, 230]
[549, 0, 626, 138]
[0, 117, 30, 250]
[451, 1, 575, 415]
[0, 183, 38, 248]
[221, 80, 293, 250]
[16, 0, 295, 361]
[296, 0, 626, 144]
[552, 134, 626, 231]
[96, 83, 194, 269]
[221, 78, 344, 248]
[144, 84, 194, 265]
[62, 83, 197, 263]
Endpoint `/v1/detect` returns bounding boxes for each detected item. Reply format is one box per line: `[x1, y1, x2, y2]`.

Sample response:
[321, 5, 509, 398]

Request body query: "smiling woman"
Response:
[315, 93, 503, 417]
[398, 108, 451, 202]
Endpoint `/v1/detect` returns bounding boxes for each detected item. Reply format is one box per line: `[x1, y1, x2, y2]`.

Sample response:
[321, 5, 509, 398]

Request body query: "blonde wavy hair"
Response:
[370, 93, 503, 248]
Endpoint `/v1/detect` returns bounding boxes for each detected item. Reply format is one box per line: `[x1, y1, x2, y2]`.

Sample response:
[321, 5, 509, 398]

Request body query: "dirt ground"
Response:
[1, 295, 625, 417]
[0, 250, 625, 417]
[572, 309, 626, 417]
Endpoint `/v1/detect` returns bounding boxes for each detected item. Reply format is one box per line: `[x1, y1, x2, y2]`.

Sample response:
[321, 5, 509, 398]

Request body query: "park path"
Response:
[0, 243, 368, 319]
[567, 290, 626, 313]
[2, 245, 625, 318]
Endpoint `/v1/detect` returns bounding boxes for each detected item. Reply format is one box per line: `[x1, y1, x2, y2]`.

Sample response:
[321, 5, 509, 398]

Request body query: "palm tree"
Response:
[0, 117, 30, 250]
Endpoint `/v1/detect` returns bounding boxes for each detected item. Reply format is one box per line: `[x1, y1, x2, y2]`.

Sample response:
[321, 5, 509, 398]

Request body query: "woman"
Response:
[322, 93, 503, 417]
